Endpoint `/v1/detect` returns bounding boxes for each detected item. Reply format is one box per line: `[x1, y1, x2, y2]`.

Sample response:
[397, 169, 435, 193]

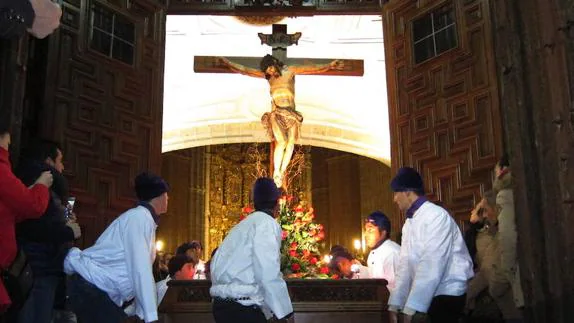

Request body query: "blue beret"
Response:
[252, 177, 280, 209]
[390, 167, 424, 193]
[135, 172, 169, 201]
[366, 211, 391, 233]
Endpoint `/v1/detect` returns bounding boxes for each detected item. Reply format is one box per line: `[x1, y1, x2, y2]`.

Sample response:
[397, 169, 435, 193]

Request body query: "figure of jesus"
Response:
[218, 54, 344, 187]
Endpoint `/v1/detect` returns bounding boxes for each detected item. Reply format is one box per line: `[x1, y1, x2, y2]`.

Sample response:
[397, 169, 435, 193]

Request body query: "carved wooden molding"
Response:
[161, 278, 388, 307]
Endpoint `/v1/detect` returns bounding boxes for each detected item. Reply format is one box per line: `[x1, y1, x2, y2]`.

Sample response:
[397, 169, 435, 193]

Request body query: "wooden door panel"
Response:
[383, 0, 503, 224]
[38, 0, 167, 246]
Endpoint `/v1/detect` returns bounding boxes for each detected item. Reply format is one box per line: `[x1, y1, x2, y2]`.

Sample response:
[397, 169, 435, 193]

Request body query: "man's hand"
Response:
[469, 206, 481, 224]
[67, 211, 78, 223]
[28, 0, 62, 39]
[470, 198, 487, 224]
[329, 60, 344, 70]
[66, 221, 81, 239]
[35, 171, 53, 188]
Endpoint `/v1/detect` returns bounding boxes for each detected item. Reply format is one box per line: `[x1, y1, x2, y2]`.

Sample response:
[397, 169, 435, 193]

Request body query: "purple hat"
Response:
[252, 177, 280, 210]
[390, 167, 424, 194]
[135, 172, 169, 201]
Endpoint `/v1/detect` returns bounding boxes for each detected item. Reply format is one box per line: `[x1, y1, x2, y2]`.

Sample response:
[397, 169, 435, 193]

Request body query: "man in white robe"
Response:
[64, 172, 169, 323]
[364, 211, 400, 290]
[210, 177, 294, 323]
[388, 167, 473, 323]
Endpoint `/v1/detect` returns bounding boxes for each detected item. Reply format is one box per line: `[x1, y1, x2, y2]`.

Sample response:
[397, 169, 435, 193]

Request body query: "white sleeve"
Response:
[123, 214, 158, 322]
[388, 225, 412, 309]
[252, 218, 293, 319]
[384, 247, 399, 291]
[404, 213, 453, 313]
[157, 278, 170, 305]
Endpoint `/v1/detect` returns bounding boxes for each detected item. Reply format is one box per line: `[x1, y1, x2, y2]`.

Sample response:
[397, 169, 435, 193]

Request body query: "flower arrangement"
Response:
[240, 195, 336, 279]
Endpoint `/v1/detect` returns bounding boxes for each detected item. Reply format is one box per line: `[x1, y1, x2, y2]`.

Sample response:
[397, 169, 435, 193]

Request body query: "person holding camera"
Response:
[0, 119, 52, 318]
[15, 140, 81, 323]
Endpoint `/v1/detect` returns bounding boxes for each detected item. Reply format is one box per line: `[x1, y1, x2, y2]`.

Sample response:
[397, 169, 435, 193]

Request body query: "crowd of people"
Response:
[204, 161, 524, 323]
[0, 120, 80, 323]
[1, 119, 524, 323]
[324, 158, 524, 323]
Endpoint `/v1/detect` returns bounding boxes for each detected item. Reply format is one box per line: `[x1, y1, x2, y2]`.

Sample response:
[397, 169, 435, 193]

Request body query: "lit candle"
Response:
[353, 239, 361, 251]
[155, 240, 164, 252]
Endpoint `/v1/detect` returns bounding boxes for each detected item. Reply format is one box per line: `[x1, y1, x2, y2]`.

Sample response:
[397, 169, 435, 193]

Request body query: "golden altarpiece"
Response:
[204, 144, 312, 256]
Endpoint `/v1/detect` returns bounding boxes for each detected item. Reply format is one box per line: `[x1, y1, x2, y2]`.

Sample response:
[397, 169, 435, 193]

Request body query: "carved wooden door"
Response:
[383, 0, 504, 231]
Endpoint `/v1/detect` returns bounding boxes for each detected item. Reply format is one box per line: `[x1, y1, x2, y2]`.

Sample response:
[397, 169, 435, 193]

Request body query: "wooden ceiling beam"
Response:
[167, 2, 386, 16]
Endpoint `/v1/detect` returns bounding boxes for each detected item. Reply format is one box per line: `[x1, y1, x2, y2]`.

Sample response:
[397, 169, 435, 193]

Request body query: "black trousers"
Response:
[67, 274, 127, 323]
[427, 294, 466, 323]
[0, 308, 18, 323]
[212, 298, 267, 323]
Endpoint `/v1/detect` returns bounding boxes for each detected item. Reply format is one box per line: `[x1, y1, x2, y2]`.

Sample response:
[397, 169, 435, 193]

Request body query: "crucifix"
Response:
[194, 24, 364, 188]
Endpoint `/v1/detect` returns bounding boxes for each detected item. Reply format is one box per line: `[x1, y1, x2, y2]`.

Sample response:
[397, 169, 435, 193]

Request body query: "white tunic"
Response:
[64, 206, 158, 322]
[351, 264, 370, 279]
[210, 211, 293, 319]
[388, 201, 474, 314]
[124, 277, 170, 316]
[367, 239, 400, 290]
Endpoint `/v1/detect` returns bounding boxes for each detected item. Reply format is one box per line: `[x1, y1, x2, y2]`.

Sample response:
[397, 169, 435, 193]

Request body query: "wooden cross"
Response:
[194, 24, 364, 76]
[193, 24, 364, 186]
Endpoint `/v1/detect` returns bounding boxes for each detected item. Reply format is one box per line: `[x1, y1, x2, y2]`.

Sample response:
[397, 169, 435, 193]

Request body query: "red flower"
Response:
[289, 250, 297, 257]
[242, 206, 254, 214]
[302, 250, 311, 258]
[310, 257, 318, 265]
[295, 206, 304, 213]
[331, 274, 340, 279]
[290, 242, 298, 250]
[281, 231, 288, 240]
[286, 195, 294, 201]
[317, 231, 325, 240]
[291, 263, 301, 272]
[320, 266, 329, 274]
[239, 215, 246, 221]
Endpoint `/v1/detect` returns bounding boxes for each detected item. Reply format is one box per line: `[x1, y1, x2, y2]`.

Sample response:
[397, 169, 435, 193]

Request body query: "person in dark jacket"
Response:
[15, 140, 81, 323]
[0, 117, 52, 318]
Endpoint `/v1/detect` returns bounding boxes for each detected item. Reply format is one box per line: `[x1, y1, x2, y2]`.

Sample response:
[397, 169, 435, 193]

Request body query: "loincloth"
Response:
[261, 106, 303, 141]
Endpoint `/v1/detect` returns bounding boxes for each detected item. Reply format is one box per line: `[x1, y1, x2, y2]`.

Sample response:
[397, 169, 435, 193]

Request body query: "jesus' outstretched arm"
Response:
[289, 59, 345, 75]
[217, 57, 265, 78]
